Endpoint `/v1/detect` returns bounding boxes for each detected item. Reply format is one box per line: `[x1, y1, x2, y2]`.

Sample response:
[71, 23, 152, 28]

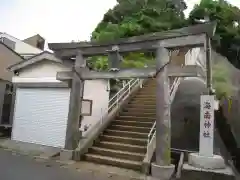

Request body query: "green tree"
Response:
[212, 62, 233, 99]
[93, 0, 187, 41]
[89, 0, 187, 70]
[188, 0, 240, 68]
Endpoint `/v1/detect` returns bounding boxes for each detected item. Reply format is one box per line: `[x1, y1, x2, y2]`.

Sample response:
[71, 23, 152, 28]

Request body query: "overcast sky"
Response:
[0, 0, 239, 43]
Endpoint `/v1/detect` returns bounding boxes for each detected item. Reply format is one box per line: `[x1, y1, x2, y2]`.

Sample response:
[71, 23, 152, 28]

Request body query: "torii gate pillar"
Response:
[60, 52, 86, 161]
[151, 47, 175, 179]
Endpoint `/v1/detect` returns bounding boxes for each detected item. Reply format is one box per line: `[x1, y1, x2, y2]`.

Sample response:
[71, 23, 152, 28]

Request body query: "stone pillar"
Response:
[199, 95, 215, 157]
[107, 45, 122, 72]
[188, 95, 225, 170]
[187, 36, 227, 170]
[61, 52, 86, 160]
[151, 47, 175, 180]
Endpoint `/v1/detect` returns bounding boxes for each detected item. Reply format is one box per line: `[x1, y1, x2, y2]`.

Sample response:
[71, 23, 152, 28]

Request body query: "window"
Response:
[5, 84, 13, 95]
[81, 99, 93, 116]
[0, 37, 16, 50]
[36, 39, 45, 50]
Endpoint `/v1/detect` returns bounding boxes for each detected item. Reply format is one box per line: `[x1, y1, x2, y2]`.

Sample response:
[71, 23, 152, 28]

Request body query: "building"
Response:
[8, 51, 109, 148]
[0, 33, 44, 127]
[0, 33, 43, 56]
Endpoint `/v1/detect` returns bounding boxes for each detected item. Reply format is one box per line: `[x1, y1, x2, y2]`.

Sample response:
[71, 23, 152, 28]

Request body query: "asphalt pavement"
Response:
[0, 149, 110, 180]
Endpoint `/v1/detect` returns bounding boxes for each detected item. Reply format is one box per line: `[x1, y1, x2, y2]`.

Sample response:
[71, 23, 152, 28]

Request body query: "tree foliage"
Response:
[89, 0, 187, 70]
[188, 0, 240, 68]
[212, 62, 233, 99]
[92, 0, 187, 42]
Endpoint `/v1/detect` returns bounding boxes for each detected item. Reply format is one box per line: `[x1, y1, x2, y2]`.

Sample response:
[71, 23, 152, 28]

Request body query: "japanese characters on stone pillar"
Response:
[199, 95, 215, 157]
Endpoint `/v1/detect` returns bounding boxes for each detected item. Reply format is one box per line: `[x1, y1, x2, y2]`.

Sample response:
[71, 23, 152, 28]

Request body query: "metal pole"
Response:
[206, 36, 212, 94]
[128, 82, 131, 94]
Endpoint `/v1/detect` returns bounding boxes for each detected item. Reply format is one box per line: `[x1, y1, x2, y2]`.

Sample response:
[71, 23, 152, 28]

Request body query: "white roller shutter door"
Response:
[12, 87, 70, 148]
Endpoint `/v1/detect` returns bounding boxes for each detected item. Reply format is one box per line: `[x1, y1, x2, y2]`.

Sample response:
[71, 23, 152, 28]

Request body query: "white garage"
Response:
[8, 51, 110, 148]
[12, 87, 70, 148]
[8, 52, 72, 148]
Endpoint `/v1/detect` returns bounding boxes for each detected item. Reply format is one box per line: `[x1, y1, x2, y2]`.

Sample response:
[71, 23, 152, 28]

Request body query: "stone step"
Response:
[120, 111, 156, 117]
[117, 115, 155, 122]
[139, 85, 156, 88]
[113, 120, 153, 128]
[104, 129, 148, 139]
[130, 99, 155, 105]
[143, 83, 157, 87]
[126, 103, 155, 109]
[95, 141, 146, 153]
[131, 97, 156, 101]
[110, 124, 151, 133]
[100, 135, 147, 146]
[123, 107, 155, 113]
[84, 154, 142, 171]
[131, 97, 155, 101]
[139, 86, 156, 90]
[135, 94, 156, 98]
[89, 147, 145, 161]
[135, 90, 155, 94]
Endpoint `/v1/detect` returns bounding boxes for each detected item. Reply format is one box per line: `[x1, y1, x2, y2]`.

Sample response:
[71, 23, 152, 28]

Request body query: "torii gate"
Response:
[49, 22, 216, 167]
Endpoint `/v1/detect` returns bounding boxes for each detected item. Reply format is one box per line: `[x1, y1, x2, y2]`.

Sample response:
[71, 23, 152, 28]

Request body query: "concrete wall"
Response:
[0, 81, 7, 124]
[0, 33, 42, 54]
[171, 47, 207, 151]
[23, 34, 45, 50]
[185, 47, 206, 71]
[0, 43, 24, 81]
[12, 60, 70, 83]
[170, 50, 186, 66]
[81, 80, 110, 136]
[171, 78, 208, 151]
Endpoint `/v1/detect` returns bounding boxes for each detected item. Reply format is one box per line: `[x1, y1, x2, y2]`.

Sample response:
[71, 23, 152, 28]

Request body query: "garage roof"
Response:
[8, 51, 63, 71]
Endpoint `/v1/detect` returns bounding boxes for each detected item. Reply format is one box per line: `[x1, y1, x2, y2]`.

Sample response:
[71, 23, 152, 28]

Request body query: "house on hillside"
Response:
[0, 33, 43, 57]
[0, 43, 24, 127]
[8, 51, 109, 148]
[0, 33, 45, 127]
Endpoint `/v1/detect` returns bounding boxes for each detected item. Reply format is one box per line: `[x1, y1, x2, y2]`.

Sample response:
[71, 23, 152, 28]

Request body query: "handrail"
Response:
[109, 79, 136, 106]
[99, 78, 144, 125]
[108, 78, 143, 112]
[170, 77, 181, 102]
[147, 77, 182, 153]
[148, 121, 156, 142]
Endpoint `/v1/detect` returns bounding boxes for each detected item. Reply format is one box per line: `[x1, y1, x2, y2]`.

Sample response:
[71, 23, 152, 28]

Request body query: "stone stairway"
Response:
[82, 80, 156, 171]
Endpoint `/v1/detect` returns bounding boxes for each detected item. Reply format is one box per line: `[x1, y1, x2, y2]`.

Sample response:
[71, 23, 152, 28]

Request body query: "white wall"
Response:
[185, 47, 206, 69]
[12, 60, 70, 83]
[80, 80, 110, 136]
[0, 33, 42, 54]
[184, 47, 207, 81]
[12, 60, 110, 137]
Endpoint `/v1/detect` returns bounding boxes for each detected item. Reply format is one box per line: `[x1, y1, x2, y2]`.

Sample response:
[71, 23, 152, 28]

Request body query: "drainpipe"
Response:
[206, 35, 213, 95]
